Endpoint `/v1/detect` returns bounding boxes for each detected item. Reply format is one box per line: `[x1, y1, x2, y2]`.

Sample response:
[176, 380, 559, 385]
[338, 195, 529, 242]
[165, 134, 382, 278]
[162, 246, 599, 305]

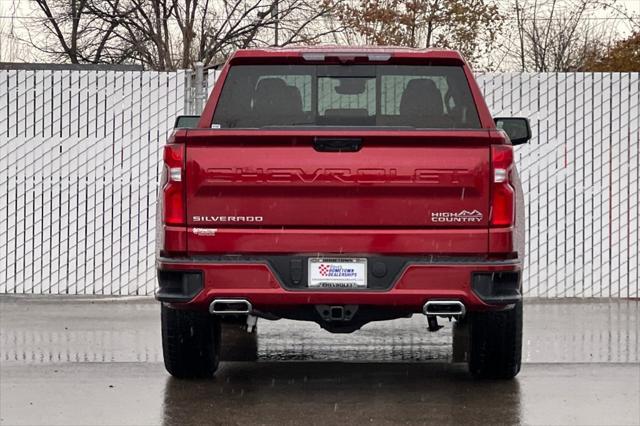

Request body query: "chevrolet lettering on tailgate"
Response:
[204, 167, 474, 185]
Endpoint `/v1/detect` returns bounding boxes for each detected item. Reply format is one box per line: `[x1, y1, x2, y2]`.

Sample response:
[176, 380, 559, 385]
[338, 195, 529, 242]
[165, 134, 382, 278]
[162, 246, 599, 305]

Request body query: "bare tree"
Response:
[0, 0, 31, 62]
[28, 0, 340, 70]
[86, 0, 179, 70]
[31, 0, 125, 64]
[171, 0, 341, 68]
[506, 0, 625, 71]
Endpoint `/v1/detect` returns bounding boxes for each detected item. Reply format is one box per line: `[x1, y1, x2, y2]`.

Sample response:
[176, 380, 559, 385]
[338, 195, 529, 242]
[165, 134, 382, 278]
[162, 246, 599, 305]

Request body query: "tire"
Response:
[468, 301, 523, 379]
[161, 304, 221, 379]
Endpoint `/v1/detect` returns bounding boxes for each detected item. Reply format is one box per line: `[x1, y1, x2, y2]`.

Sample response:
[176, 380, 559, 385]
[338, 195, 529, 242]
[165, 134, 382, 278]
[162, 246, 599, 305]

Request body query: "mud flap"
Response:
[452, 319, 470, 363]
[219, 320, 258, 361]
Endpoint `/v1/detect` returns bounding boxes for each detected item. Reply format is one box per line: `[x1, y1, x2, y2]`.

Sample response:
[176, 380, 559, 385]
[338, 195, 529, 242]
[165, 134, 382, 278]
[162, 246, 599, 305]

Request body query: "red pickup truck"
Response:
[156, 47, 530, 379]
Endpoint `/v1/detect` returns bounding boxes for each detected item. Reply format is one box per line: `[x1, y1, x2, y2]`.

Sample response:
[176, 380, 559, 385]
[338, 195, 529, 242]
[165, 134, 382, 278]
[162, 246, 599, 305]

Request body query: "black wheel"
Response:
[220, 320, 258, 361]
[161, 304, 221, 379]
[468, 301, 523, 379]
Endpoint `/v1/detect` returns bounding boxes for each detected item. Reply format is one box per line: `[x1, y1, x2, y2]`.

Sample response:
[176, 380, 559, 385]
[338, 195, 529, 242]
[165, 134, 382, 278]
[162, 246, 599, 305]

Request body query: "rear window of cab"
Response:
[212, 64, 481, 129]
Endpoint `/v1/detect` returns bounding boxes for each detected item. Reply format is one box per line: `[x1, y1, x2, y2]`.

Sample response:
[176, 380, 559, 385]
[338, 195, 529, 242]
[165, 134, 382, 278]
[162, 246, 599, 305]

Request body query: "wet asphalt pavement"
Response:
[0, 297, 638, 425]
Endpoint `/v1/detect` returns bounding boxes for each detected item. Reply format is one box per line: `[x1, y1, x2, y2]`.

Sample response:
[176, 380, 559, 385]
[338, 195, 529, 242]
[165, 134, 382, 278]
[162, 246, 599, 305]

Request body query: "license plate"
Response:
[308, 258, 367, 289]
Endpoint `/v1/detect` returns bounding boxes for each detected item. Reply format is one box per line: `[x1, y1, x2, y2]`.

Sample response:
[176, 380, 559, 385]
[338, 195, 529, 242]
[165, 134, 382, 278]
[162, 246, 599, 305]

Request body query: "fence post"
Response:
[194, 62, 205, 114]
[183, 70, 192, 114]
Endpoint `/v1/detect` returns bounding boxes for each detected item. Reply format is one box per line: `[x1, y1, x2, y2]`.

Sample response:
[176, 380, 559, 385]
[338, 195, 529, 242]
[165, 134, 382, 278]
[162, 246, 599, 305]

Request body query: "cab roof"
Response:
[228, 46, 466, 62]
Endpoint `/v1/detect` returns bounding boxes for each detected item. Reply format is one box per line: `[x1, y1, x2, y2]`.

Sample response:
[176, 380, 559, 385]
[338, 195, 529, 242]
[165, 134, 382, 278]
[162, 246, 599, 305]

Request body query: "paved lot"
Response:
[0, 297, 638, 425]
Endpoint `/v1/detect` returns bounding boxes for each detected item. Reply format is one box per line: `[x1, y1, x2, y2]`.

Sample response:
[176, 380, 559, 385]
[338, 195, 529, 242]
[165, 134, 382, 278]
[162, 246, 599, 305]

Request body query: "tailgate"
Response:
[185, 131, 491, 230]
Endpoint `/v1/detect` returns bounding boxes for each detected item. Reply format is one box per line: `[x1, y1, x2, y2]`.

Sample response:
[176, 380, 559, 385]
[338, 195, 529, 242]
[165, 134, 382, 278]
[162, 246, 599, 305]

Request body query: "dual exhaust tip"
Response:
[423, 300, 466, 318]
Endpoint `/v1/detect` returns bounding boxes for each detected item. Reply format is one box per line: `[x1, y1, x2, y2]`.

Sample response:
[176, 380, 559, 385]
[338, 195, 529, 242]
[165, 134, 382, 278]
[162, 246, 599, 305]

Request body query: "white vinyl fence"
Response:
[0, 70, 638, 297]
[0, 70, 190, 295]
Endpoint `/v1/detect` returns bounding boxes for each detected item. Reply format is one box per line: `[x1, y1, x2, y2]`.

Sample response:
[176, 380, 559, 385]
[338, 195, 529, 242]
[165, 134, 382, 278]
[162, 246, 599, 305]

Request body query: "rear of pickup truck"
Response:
[156, 47, 530, 380]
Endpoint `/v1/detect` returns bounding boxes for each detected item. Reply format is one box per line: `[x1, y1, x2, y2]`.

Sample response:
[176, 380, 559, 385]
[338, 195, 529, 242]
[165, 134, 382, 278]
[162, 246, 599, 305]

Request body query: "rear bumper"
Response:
[156, 256, 521, 313]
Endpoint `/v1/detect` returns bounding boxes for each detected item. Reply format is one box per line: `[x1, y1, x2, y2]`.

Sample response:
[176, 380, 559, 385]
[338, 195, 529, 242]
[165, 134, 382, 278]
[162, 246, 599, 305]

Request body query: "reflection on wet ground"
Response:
[0, 297, 639, 425]
[1, 297, 637, 364]
[258, 300, 640, 363]
[1, 362, 638, 425]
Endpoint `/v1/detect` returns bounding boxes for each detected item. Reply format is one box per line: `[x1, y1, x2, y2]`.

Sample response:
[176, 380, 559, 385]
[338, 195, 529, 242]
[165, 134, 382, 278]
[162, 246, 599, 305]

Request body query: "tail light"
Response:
[161, 143, 185, 225]
[490, 144, 515, 226]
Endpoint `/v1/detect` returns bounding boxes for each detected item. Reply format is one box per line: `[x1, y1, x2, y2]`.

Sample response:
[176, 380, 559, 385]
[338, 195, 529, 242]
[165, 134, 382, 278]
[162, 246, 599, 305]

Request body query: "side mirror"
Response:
[174, 115, 200, 129]
[494, 117, 531, 145]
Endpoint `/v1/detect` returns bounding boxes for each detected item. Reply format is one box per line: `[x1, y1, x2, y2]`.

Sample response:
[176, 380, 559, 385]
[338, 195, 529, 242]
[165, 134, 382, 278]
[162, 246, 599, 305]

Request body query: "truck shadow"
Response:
[162, 362, 522, 425]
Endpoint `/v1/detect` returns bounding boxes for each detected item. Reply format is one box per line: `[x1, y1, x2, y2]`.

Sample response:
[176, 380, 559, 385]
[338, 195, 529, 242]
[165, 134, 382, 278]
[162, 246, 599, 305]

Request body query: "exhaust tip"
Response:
[423, 300, 466, 318]
[209, 299, 252, 315]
